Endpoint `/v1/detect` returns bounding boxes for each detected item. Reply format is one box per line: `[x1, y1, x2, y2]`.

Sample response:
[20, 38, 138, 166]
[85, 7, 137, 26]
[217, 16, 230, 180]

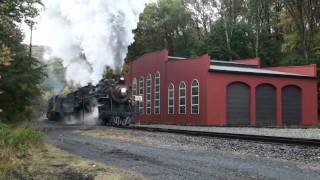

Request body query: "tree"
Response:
[127, 0, 200, 60]
[127, 3, 166, 60]
[217, 0, 246, 60]
[128, 0, 320, 66]
[103, 66, 113, 79]
[245, 0, 284, 66]
[205, 19, 252, 60]
[0, 0, 44, 122]
[282, 0, 320, 63]
[185, 0, 217, 38]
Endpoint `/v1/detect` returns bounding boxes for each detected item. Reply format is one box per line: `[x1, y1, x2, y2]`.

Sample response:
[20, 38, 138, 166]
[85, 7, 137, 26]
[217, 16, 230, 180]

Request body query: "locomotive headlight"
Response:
[120, 87, 127, 96]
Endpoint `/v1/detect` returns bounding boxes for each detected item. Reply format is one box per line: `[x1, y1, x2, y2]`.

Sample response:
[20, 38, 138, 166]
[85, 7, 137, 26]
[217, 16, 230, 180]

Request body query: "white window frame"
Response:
[191, 79, 199, 114]
[168, 83, 174, 114]
[146, 74, 152, 114]
[139, 76, 144, 114]
[154, 71, 160, 114]
[179, 81, 186, 114]
[132, 78, 137, 96]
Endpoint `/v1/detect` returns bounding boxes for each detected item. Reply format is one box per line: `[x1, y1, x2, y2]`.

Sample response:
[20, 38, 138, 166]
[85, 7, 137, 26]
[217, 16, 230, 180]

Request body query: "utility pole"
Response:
[29, 22, 33, 58]
[82, 96, 85, 128]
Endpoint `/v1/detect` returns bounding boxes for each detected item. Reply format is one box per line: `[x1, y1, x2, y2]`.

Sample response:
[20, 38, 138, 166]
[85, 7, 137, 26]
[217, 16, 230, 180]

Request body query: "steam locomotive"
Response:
[46, 77, 135, 126]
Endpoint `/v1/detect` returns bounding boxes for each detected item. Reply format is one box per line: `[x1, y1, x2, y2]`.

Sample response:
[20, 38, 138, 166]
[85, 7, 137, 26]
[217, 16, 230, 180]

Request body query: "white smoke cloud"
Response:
[35, 0, 144, 87]
[63, 106, 99, 126]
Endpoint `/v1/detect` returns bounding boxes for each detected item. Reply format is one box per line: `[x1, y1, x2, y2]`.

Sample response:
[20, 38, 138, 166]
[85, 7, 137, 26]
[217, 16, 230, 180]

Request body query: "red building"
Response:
[127, 49, 318, 126]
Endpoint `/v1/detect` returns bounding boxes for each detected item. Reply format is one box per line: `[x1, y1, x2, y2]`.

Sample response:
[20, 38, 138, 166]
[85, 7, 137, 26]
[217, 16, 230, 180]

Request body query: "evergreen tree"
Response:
[0, 0, 44, 122]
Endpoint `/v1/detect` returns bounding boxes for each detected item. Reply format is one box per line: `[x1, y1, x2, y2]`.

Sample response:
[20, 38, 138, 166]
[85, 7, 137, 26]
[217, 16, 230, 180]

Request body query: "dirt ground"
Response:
[42, 121, 320, 180]
[9, 144, 145, 180]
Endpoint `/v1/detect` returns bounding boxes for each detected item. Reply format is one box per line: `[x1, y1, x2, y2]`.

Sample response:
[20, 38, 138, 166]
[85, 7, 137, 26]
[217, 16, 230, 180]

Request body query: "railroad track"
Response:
[124, 126, 320, 147]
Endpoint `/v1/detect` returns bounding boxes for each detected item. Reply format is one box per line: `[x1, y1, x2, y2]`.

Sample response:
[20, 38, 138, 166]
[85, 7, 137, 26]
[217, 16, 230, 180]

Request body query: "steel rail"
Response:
[124, 126, 320, 147]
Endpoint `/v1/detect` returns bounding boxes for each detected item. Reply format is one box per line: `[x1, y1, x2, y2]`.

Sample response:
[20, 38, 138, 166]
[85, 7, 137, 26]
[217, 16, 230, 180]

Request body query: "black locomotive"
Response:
[46, 77, 135, 126]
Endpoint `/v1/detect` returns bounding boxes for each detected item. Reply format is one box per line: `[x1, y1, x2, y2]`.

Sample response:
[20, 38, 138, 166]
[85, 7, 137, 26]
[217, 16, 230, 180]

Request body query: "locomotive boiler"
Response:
[46, 77, 135, 126]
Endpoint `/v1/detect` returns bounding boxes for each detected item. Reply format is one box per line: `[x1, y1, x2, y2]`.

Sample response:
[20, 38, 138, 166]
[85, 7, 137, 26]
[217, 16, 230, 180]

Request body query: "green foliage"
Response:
[0, 123, 10, 140]
[0, 44, 14, 66]
[128, 0, 320, 67]
[121, 63, 129, 76]
[7, 128, 43, 152]
[281, 32, 300, 54]
[203, 19, 253, 60]
[0, 124, 43, 153]
[0, 123, 44, 178]
[41, 57, 65, 93]
[0, 0, 44, 122]
[0, 0, 43, 23]
[103, 66, 116, 79]
[127, 0, 201, 59]
[0, 54, 44, 122]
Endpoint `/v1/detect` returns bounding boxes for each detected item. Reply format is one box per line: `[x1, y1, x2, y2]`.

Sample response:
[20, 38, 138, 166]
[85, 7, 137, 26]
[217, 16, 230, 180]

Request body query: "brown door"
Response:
[256, 84, 276, 126]
[282, 85, 301, 126]
[227, 82, 250, 126]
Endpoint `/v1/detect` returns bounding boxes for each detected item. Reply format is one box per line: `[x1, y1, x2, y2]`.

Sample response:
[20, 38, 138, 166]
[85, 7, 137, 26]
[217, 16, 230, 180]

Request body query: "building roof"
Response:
[168, 56, 187, 60]
[209, 65, 312, 78]
[211, 60, 252, 65]
[210, 60, 259, 68]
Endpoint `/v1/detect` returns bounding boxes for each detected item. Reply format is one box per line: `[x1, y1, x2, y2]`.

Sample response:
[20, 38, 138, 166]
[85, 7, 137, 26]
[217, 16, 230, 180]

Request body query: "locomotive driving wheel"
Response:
[111, 116, 121, 126]
[122, 116, 131, 126]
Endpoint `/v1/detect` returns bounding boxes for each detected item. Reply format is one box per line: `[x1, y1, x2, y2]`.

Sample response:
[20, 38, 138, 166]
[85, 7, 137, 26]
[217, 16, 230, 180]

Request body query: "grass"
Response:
[0, 122, 44, 179]
[0, 123, 145, 180]
[27, 144, 145, 180]
[77, 129, 135, 140]
[77, 129, 152, 144]
[76, 129, 156, 149]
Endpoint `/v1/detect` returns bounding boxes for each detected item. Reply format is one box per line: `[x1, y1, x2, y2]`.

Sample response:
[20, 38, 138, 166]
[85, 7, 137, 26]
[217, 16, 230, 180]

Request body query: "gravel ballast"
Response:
[90, 126, 320, 164]
[132, 124, 320, 140]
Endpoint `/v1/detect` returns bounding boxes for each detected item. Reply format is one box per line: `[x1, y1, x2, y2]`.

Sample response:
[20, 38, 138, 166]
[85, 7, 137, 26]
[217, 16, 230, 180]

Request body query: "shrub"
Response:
[8, 128, 44, 153]
[0, 123, 10, 142]
[0, 123, 44, 179]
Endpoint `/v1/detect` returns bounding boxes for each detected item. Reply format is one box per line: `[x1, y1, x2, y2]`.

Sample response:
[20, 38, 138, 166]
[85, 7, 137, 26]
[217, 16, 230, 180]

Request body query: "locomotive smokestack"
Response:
[36, 0, 144, 87]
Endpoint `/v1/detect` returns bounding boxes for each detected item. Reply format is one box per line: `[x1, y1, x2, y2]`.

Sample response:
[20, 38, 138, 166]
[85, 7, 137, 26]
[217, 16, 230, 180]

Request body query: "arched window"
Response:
[179, 81, 186, 114]
[146, 74, 152, 114]
[154, 72, 160, 114]
[139, 76, 144, 114]
[191, 80, 199, 114]
[168, 83, 174, 114]
[132, 78, 137, 96]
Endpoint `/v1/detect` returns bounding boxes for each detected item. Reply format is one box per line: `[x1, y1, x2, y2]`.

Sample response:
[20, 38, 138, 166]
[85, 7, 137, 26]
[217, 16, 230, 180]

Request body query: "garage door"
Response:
[227, 82, 250, 126]
[256, 84, 276, 126]
[282, 85, 301, 126]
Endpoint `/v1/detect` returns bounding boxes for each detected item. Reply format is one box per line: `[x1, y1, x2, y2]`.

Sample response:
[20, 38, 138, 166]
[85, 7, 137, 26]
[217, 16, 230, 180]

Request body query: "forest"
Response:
[128, 0, 320, 68]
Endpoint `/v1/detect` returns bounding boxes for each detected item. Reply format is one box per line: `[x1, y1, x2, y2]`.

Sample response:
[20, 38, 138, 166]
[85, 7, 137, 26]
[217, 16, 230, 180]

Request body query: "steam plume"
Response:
[37, 0, 144, 87]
